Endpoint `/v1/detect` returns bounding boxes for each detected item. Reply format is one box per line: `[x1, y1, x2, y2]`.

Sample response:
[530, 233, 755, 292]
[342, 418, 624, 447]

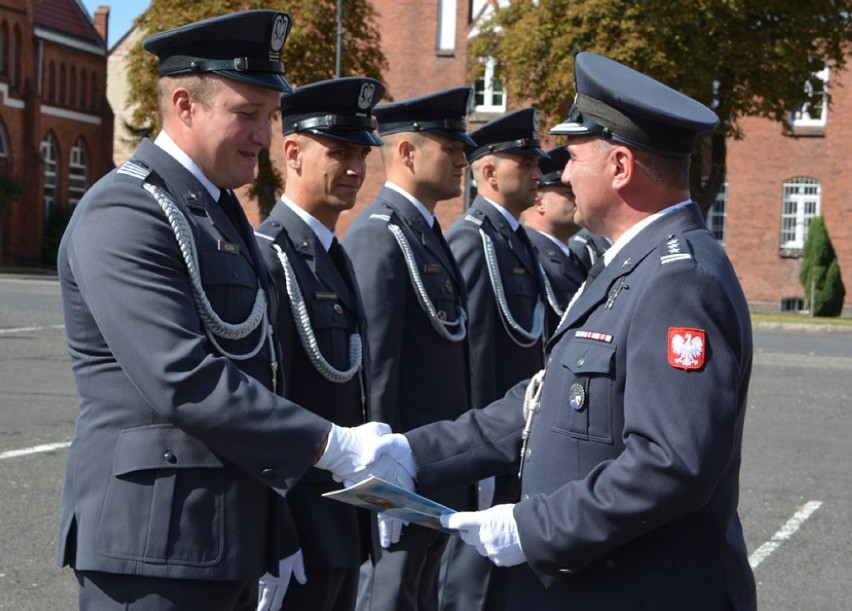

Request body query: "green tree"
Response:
[125, 0, 387, 218]
[470, 0, 851, 214]
[799, 216, 845, 317]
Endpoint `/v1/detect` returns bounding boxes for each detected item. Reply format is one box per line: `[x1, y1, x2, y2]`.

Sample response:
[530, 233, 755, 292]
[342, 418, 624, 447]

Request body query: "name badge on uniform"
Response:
[513, 266, 527, 275]
[568, 382, 586, 411]
[423, 263, 442, 274]
[315, 292, 338, 301]
[217, 240, 240, 255]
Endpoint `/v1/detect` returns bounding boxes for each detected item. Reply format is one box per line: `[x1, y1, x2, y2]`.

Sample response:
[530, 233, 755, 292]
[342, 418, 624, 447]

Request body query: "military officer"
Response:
[522, 146, 589, 336]
[254, 76, 385, 611]
[361, 51, 757, 610]
[56, 12, 409, 610]
[342, 88, 477, 611]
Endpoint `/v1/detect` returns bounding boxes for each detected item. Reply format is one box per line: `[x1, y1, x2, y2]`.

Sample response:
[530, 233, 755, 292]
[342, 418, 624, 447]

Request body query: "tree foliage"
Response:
[799, 216, 845, 317]
[125, 0, 388, 216]
[470, 0, 851, 213]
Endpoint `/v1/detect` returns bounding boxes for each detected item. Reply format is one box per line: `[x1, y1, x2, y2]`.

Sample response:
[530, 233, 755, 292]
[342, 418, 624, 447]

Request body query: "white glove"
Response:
[377, 513, 407, 548]
[256, 550, 306, 611]
[357, 431, 417, 481]
[315, 422, 415, 489]
[440, 504, 526, 567]
[477, 476, 496, 510]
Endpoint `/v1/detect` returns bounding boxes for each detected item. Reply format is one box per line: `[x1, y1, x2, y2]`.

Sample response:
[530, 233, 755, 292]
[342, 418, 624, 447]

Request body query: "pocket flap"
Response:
[113, 425, 225, 476]
[561, 340, 615, 375]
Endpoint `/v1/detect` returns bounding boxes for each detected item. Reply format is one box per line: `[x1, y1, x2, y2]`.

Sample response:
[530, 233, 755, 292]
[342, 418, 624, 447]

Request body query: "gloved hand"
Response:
[440, 504, 526, 567]
[357, 431, 417, 482]
[377, 513, 408, 548]
[314, 423, 415, 491]
[256, 550, 306, 611]
[477, 476, 496, 510]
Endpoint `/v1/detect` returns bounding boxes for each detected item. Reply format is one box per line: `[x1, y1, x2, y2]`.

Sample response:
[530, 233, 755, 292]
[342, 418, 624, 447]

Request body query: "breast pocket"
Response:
[502, 268, 539, 324]
[198, 249, 258, 322]
[95, 425, 226, 566]
[551, 340, 615, 443]
[420, 268, 462, 324]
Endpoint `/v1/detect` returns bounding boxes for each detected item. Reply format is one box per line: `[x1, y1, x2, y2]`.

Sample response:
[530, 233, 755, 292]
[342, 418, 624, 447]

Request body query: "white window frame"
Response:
[473, 57, 506, 113]
[790, 65, 829, 127]
[437, 0, 457, 53]
[68, 137, 88, 208]
[705, 182, 727, 245]
[780, 177, 821, 251]
[41, 132, 58, 222]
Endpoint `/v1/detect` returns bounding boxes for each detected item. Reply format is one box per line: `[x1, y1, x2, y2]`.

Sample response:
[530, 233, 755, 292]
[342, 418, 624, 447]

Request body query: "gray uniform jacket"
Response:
[407, 203, 757, 610]
[343, 186, 473, 511]
[57, 139, 331, 581]
[255, 201, 371, 568]
[445, 196, 546, 504]
[526, 228, 586, 338]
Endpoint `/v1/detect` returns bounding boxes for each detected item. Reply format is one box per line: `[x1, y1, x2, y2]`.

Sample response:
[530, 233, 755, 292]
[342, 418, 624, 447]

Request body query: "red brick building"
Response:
[0, 0, 113, 265]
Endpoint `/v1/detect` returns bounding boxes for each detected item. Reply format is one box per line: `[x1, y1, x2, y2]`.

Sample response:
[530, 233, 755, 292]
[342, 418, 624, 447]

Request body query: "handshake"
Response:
[314, 422, 416, 547]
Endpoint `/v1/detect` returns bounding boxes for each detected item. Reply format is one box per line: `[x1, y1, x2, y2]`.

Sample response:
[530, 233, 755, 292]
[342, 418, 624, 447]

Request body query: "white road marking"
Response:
[749, 500, 823, 569]
[0, 441, 71, 460]
[0, 324, 64, 335]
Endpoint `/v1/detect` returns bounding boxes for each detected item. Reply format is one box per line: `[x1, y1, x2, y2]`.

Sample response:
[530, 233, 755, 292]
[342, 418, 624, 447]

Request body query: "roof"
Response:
[33, 0, 105, 49]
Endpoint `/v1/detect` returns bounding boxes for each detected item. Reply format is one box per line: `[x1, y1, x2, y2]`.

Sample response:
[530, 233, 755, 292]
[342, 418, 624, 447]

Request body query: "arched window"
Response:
[11, 23, 20, 89]
[47, 62, 55, 101]
[68, 137, 88, 208]
[40, 132, 59, 222]
[59, 63, 66, 104]
[0, 22, 8, 76]
[69, 67, 77, 107]
[780, 177, 821, 253]
[80, 70, 87, 108]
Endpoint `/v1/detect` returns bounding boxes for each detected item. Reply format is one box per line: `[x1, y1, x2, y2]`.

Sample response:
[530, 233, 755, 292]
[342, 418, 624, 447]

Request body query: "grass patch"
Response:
[751, 311, 852, 327]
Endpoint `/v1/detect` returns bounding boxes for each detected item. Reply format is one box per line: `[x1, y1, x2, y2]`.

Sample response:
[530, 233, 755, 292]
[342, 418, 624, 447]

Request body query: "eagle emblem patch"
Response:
[668, 327, 706, 370]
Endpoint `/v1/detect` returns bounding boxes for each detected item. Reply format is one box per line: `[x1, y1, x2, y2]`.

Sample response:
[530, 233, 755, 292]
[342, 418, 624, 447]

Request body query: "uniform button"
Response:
[603, 558, 616, 569]
[524, 447, 532, 461]
[232, 269, 239, 279]
[534, 402, 541, 413]
[334, 304, 343, 314]
[523, 494, 530, 501]
[261, 468, 276, 479]
[576, 356, 585, 367]
[163, 449, 176, 464]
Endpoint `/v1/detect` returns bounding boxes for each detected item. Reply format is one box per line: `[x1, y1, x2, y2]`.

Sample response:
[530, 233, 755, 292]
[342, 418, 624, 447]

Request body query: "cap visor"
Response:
[549, 120, 592, 136]
[213, 70, 293, 93]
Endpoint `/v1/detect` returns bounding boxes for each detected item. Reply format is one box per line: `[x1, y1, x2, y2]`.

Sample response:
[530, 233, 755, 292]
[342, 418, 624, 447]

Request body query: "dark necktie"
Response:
[515, 225, 537, 265]
[584, 256, 606, 288]
[218, 189, 243, 229]
[328, 237, 353, 292]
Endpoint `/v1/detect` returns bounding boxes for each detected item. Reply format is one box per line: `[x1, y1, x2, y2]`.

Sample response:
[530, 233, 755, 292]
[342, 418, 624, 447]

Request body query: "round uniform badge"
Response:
[568, 382, 585, 411]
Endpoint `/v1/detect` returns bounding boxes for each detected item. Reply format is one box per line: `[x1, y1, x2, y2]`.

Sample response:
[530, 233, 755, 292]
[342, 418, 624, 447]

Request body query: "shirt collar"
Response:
[603, 199, 693, 266]
[154, 131, 220, 201]
[531, 228, 573, 258]
[385, 181, 434, 227]
[481, 196, 520, 232]
[280, 195, 336, 251]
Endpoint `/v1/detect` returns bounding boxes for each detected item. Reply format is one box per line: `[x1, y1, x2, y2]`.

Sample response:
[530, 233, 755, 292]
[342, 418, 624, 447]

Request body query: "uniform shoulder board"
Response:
[659, 234, 693, 265]
[463, 213, 483, 227]
[115, 160, 152, 183]
[369, 213, 392, 223]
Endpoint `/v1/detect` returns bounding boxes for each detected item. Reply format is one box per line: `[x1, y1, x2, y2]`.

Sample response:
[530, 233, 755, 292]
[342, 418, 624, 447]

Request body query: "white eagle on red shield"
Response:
[668, 327, 706, 370]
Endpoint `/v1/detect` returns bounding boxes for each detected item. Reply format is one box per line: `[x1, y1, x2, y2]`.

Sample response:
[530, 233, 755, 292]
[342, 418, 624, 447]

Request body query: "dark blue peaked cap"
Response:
[374, 87, 477, 146]
[143, 10, 293, 93]
[555, 52, 719, 158]
[466, 107, 547, 163]
[281, 77, 385, 147]
[538, 147, 569, 187]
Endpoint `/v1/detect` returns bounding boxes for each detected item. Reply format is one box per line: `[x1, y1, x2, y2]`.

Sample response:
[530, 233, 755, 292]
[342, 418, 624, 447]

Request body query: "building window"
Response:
[0, 22, 8, 76]
[780, 297, 804, 313]
[437, 0, 457, 53]
[705, 182, 727, 244]
[80, 70, 87, 108]
[70, 67, 77, 108]
[68, 138, 88, 208]
[59, 64, 67, 105]
[0, 119, 8, 172]
[41, 132, 59, 224]
[790, 64, 829, 128]
[10, 24, 20, 89]
[90, 72, 98, 111]
[47, 62, 56, 101]
[780, 177, 820, 254]
[473, 57, 505, 113]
